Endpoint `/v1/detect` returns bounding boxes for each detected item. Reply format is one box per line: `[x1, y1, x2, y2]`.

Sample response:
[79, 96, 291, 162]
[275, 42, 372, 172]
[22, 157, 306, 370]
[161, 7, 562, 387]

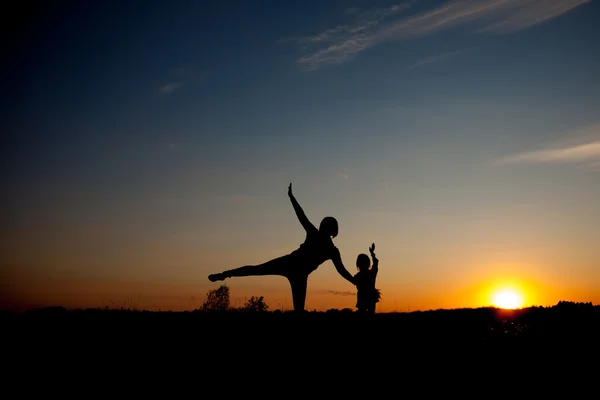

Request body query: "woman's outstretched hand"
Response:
[288, 182, 293, 198]
[369, 243, 376, 257]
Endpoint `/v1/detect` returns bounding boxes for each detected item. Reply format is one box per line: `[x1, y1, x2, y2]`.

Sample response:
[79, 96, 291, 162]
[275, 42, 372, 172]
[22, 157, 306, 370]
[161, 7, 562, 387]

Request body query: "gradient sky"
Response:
[2, 0, 599, 312]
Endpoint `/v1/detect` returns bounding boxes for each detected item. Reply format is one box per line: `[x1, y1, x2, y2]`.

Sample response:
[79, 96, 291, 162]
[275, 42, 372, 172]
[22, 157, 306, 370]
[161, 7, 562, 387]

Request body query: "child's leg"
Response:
[209, 256, 289, 282]
[368, 302, 377, 314]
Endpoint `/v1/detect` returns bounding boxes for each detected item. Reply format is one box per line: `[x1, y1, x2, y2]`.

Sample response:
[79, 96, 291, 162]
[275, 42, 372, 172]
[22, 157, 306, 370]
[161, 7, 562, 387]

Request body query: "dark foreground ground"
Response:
[3, 301, 599, 390]
[4, 301, 599, 343]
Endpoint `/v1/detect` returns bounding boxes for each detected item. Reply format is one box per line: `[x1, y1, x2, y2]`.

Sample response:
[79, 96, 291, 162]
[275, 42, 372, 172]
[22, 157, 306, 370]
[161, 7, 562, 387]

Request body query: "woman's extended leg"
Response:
[208, 255, 289, 282]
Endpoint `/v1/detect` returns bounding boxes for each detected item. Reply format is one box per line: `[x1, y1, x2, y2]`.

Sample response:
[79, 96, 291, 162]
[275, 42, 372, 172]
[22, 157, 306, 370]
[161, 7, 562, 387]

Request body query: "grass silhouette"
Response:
[3, 301, 598, 344]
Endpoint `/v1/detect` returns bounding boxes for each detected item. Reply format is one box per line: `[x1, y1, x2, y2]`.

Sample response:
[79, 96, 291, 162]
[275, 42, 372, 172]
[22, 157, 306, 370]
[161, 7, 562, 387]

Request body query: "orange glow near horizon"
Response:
[464, 277, 537, 311]
[2, 259, 598, 313]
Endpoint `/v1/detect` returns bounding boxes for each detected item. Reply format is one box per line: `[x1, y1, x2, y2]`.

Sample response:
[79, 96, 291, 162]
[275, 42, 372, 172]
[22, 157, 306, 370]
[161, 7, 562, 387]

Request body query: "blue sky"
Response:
[2, 0, 599, 311]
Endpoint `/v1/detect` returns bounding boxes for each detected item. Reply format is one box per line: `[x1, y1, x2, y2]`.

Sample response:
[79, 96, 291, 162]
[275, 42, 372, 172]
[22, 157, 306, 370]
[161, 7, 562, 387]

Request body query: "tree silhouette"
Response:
[243, 296, 269, 312]
[202, 284, 230, 312]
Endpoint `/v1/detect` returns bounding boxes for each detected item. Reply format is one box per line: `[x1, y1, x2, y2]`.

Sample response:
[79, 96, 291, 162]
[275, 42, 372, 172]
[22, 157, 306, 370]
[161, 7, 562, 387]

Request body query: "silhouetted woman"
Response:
[208, 183, 355, 312]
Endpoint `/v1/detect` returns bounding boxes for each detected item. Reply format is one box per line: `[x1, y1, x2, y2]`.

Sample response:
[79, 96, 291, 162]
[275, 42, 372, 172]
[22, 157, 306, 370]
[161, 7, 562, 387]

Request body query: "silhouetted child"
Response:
[354, 243, 381, 314]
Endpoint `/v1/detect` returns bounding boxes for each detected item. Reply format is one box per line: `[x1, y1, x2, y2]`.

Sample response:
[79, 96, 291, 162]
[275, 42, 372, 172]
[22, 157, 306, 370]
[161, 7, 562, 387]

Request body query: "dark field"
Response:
[4, 301, 599, 344]
[3, 301, 599, 387]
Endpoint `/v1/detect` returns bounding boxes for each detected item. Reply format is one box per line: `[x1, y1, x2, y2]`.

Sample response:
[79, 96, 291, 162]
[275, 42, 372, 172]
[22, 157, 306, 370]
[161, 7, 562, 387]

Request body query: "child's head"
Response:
[356, 253, 371, 271]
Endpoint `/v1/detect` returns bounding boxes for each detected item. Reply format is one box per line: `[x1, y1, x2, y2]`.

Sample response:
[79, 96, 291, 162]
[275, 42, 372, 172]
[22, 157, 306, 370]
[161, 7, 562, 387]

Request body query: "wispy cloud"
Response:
[585, 161, 600, 172]
[407, 49, 467, 69]
[321, 290, 356, 296]
[282, 0, 590, 70]
[337, 170, 349, 181]
[497, 123, 600, 171]
[157, 66, 207, 96]
[500, 141, 600, 164]
[158, 82, 183, 95]
[479, 0, 591, 33]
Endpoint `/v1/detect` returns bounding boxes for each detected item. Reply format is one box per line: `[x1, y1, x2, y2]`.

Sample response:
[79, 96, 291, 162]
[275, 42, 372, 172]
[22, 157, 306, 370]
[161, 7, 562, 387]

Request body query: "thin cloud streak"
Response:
[156, 66, 207, 96]
[344, 8, 361, 15]
[322, 290, 356, 296]
[500, 141, 600, 164]
[407, 49, 467, 69]
[159, 82, 183, 94]
[586, 161, 600, 172]
[497, 123, 600, 168]
[479, 0, 591, 33]
[283, 0, 590, 70]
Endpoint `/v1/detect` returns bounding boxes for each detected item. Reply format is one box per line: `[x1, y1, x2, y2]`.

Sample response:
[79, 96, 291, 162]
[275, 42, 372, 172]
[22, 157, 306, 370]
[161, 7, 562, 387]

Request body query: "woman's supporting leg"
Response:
[208, 256, 288, 282]
[288, 275, 308, 312]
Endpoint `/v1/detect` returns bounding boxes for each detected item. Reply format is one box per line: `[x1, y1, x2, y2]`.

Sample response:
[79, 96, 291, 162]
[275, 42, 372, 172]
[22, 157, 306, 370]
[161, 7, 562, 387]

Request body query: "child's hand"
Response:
[288, 182, 293, 198]
[369, 243, 375, 256]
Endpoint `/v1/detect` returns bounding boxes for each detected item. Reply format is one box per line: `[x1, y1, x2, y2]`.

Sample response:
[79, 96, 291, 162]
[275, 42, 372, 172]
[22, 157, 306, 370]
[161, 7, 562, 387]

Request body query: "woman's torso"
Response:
[289, 229, 337, 274]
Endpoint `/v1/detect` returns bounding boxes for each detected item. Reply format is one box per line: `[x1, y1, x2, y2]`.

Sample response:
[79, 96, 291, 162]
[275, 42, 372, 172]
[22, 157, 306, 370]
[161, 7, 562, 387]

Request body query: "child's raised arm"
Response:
[369, 243, 379, 273]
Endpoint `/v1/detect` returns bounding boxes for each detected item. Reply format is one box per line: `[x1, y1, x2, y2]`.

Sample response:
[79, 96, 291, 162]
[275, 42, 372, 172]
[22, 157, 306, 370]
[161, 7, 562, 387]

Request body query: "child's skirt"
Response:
[356, 288, 382, 308]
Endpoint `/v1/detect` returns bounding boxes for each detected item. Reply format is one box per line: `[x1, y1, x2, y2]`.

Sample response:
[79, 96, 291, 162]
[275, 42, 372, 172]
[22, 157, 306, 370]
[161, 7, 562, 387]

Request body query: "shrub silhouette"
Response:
[243, 296, 269, 312]
[202, 284, 230, 312]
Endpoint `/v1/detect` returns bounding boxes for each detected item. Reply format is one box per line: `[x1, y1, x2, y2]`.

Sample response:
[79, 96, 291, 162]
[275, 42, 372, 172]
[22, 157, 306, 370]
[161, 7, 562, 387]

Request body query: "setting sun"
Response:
[492, 290, 524, 309]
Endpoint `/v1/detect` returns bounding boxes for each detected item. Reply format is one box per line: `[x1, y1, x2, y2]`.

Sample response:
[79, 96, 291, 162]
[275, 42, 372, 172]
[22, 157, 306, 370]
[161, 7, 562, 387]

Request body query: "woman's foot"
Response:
[208, 272, 226, 282]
